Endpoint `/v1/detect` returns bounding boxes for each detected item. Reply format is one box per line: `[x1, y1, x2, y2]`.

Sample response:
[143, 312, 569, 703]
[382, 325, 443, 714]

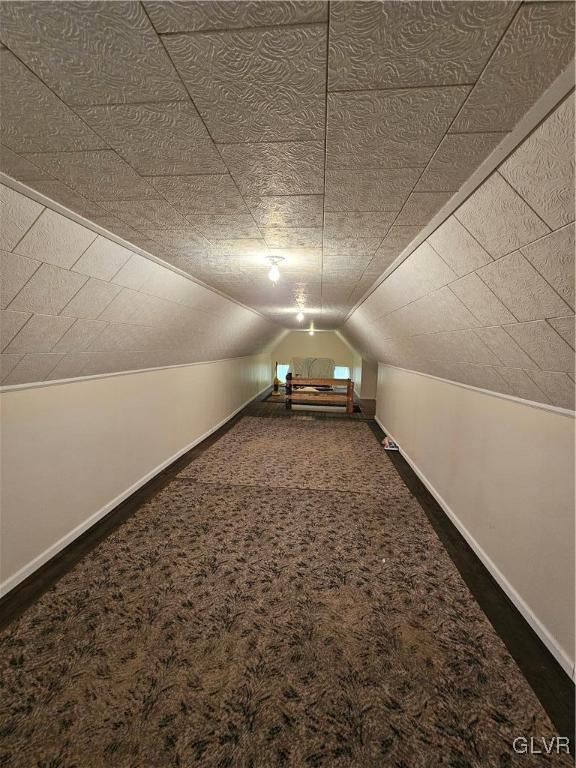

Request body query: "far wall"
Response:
[269, 331, 354, 378]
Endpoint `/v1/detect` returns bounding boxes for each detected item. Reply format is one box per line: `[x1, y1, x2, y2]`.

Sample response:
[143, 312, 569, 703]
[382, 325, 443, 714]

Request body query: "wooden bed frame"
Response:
[285, 373, 354, 414]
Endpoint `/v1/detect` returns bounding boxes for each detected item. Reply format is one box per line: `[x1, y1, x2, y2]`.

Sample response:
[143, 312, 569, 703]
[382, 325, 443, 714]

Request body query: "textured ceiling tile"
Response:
[455, 172, 550, 258]
[499, 97, 575, 229]
[2, 353, 63, 385]
[395, 192, 452, 226]
[324, 169, 421, 212]
[0, 1, 186, 105]
[219, 142, 324, 196]
[26, 180, 107, 220]
[145, 229, 212, 255]
[186, 215, 261, 240]
[0, 353, 24, 383]
[98, 200, 189, 231]
[0, 309, 31, 349]
[75, 102, 226, 176]
[144, 1, 327, 33]
[548, 316, 575, 350]
[323, 238, 382, 258]
[262, 228, 323, 249]
[328, 1, 517, 91]
[477, 251, 571, 322]
[14, 208, 96, 269]
[0, 49, 105, 153]
[71, 237, 134, 281]
[0, 145, 53, 181]
[4, 312, 74, 353]
[0, 184, 43, 251]
[526, 369, 575, 410]
[449, 273, 516, 326]
[373, 226, 421, 261]
[149, 175, 247, 214]
[52, 318, 108, 354]
[504, 320, 574, 373]
[415, 132, 505, 192]
[521, 224, 574, 310]
[326, 87, 469, 170]
[323, 212, 395, 239]
[22, 151, 157, 202]
[496, 366, 550, 403]
[60, 278, 122, 320]
[474, 325, 538, 369]
[208, 239, 268, 257]
[452, 2, 575, 132]
[7, 263, 87, 315]
[0, 249, 40, 308]
[427, 216, 492, 277]
[164, 26, 326, 143]
[245, 195, 324, 228]
[112, 254, 175, 292]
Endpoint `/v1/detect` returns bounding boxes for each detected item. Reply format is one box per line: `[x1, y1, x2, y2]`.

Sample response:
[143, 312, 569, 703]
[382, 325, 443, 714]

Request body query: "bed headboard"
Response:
[288, 357, 335, 378]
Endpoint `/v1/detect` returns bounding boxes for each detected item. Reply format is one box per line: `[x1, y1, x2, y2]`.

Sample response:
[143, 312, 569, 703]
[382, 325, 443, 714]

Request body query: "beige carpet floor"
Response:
[0, 417, 567, 767]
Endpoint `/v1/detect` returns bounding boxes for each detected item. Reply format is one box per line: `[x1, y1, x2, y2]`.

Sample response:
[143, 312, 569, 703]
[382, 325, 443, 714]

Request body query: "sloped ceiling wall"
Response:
[343, 95, 575, 410]
[0, 1, 574, 328]
[0, 183, 281, 385]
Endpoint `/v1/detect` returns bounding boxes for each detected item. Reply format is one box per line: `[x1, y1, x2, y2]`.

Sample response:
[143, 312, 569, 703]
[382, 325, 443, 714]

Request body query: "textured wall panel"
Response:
[0, 183, 280, 385]
[344, 95, 575, 410]
[454, 173, 550, 258]
[499, 96, 575, 229]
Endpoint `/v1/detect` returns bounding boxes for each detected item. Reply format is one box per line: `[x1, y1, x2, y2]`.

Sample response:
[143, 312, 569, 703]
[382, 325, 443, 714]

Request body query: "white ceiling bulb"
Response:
[296, 311, 304, 322]
[266, 255, 284, 285]
[268, 263, 280, 284]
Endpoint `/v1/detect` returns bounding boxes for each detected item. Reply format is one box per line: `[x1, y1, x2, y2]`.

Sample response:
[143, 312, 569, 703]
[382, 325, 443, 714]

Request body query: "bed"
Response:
[285, 372, 355, 414]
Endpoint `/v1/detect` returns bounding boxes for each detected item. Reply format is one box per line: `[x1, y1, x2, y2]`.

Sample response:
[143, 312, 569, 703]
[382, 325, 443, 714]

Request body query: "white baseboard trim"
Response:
[0, 383, 270, 598]
[375, 414, 575, 682]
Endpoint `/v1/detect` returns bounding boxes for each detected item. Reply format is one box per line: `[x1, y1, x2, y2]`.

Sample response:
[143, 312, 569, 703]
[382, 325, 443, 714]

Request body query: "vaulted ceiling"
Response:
[1, 1, 574, 330]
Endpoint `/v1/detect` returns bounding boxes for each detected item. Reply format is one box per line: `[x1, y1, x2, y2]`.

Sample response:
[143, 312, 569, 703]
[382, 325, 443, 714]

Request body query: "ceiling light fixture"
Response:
[296, 310, 304, 323]
[266, 256, 284, 285]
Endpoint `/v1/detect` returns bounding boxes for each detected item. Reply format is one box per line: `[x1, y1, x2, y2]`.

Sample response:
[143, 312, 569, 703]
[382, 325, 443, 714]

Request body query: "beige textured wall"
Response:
[270, 331, 354, 370]
[376, 364, 575, 676]
[0, 352, 270, 592]
[360, 359, 378, 398]
[343, 95, 575, 411]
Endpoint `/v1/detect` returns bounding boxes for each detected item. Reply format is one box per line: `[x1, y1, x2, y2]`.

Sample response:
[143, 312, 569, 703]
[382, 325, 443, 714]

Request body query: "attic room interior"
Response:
[0, 0, 574, 764]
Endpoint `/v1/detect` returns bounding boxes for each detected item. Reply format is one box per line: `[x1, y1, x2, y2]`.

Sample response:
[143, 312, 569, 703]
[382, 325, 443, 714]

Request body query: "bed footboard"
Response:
[285, 373, 354, 414]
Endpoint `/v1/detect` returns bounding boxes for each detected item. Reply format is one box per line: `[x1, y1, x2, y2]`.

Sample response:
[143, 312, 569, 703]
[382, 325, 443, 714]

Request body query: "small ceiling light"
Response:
[296, 310, 304, 322]
[268, 263, 280, 284]
[266, 256, 284, 285]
